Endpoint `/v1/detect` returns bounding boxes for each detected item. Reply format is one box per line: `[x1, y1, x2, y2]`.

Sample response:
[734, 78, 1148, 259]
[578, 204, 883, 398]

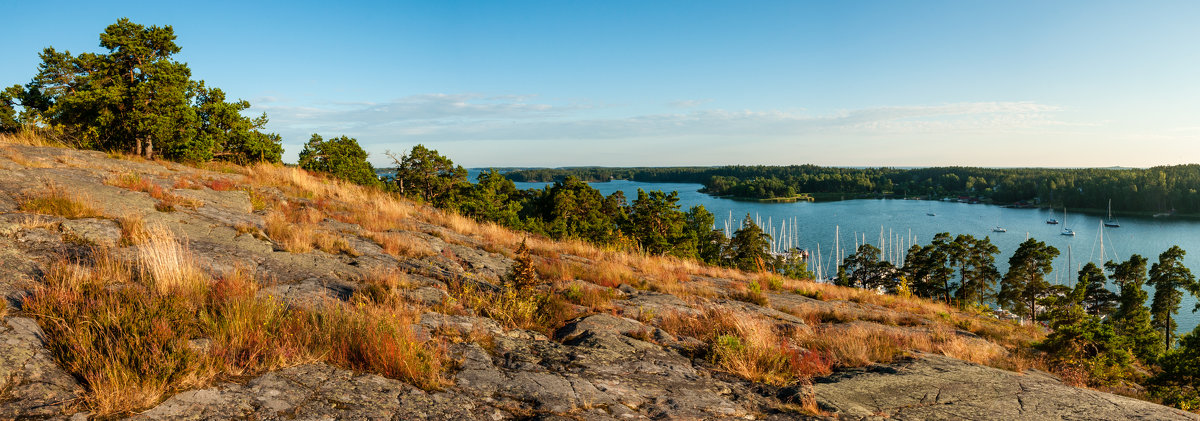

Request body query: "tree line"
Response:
[837, 232, 1200, 408]
[504, 165, 1200, 214]
[1, 19, 283, 164]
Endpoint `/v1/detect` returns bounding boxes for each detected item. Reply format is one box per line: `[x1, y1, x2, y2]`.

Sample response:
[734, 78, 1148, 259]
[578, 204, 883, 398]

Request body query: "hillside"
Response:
[0, 138, 1196, 420]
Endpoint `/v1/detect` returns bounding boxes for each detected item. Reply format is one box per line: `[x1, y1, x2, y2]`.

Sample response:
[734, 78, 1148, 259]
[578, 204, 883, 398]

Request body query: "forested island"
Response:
[504, 165, 1200, 215]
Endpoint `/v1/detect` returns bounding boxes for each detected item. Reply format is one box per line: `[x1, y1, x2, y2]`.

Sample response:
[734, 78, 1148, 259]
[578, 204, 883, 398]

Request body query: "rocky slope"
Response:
[0, 142, 1196, 420]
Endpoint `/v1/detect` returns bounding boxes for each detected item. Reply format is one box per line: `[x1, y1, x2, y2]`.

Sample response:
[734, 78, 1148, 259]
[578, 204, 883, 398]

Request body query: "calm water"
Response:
[492, 173, 1200, 333]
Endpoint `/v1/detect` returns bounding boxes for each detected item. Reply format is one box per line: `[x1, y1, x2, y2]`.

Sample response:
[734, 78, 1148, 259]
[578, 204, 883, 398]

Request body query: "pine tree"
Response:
[999, 238, 1060, 322]
[1106, 254, 1162, 362]
[1077, 262, 1118, 317]
[726, 215, 772, 272]
[1149, 246, 1198, 351]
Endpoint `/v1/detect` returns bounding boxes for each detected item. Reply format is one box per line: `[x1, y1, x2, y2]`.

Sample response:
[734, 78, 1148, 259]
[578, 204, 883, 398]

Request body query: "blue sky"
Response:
[4, 1, 1200, 168]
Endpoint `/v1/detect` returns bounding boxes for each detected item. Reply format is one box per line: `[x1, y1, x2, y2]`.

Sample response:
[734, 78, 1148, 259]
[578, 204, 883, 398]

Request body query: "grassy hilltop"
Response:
[1, 133, 1197, 419]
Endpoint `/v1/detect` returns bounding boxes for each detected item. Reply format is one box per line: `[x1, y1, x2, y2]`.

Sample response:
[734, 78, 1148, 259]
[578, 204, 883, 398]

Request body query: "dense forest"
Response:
[505, 165, 1200, 214]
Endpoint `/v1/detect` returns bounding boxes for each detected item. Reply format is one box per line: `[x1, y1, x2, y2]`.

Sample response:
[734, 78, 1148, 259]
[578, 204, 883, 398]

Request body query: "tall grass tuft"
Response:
[18, 183, 103, 218]
[137, 224, 207, 294]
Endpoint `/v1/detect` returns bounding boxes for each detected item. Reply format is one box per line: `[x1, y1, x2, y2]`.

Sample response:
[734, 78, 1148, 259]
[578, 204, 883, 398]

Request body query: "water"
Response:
[493, 173, 1200, 333]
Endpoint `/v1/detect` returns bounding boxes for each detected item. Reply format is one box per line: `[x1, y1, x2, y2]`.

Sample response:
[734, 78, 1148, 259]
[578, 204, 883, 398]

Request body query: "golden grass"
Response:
[17, 183, 103, 218]
[0, 130, 61, 147]
[1, 145, 51, 167]
[444, 277, 578, 335]
[106, 172, 202, 212]
[352, 269, 413, 306]
[657, 308, 829, 385]
[117, 213, 150, 245]
[137, 224, 207, 294]
[366, 231, 434, 258]
[15, 214, 61, 231]
[314, 230, 358, 256]
[265, 210, 314, 253]
[26, 245, 448, 416]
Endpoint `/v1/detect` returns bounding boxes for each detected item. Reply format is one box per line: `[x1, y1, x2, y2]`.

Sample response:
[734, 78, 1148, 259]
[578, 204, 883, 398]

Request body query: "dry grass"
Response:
[106, 172, 202, 212]
[117, 213, 150, 245]
[17, 183, 103, 218]
[0, 130, 61, 147]
[366, 231, 434, 258]
[203, 177, 237, 191]
[314, 231, 358, 256]
[264, 210, 315, 253]
[137, 224, 207, 294]
[444, 277, 578, 335]
[25, 244, 448, 415]
[559, 282, 618, 311]
[1, 145, 51, 167]
[657, 308, 829, 385]
[352, 269, 413, 306]
[14, 214, 61, 231]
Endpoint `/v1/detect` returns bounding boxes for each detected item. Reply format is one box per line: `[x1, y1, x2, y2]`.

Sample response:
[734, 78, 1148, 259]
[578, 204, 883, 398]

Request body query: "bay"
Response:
[496, 172, 1200, 333]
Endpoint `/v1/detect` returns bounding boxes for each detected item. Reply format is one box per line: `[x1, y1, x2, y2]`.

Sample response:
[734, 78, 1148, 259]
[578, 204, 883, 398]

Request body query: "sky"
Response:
[4, 0, 1200, 168]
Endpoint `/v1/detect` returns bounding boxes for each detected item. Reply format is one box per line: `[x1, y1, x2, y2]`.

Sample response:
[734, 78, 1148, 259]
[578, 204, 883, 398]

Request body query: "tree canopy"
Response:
[298, 134, 379, 187]
[5, 19, 282, 163]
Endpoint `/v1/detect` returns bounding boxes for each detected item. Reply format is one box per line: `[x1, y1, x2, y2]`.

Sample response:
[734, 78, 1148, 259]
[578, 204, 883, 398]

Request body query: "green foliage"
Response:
[1148, 246, 1198, 351]
[0, 85, 23, 133]
[1039, 300, 1136, 387]
[457, 169, 523, 227]
[1149, 325, 1200, 411]
[902, 232, 956, 302]
[1076, 262, 1117, 317]
[726, 215, 772, 272]
[298, 134, 379, 187]
[625, 189, 688, 256]
[683, 205, 725, 265]
[1106, 254, 1163, 362]
[837, 243, 896, 290]
[780, 248, 814, 280]
[998, 238, 1060, 322]
[389, 144, 468, 207]
[10, 19, 281, 163]
[952, 235, 1001, 307]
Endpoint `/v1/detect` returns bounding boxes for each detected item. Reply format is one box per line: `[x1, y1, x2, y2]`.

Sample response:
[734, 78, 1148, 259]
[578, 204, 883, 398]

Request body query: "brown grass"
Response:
[0, 130, 61, 147]
[25, 245, 448, 415]
[264, 210, 315, 253]
[657, 308, 829, 385]
[366, 231, 434, 258]
[1, 145, 51, 167]
[314, 231, 358, 256]
[106, 172, 202, 211]
[137, 224, 207, 294]
[117, 213, 150, 245]
[444, 277, 578, 335]
[18, 183, 103, 218]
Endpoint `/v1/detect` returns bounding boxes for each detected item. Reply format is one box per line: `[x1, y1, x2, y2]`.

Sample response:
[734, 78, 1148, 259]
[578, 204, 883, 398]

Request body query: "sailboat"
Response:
[992, 215, 1006, 232]
[1104, 199, 1120, 227]
[1060, 207, 1075, 236]
[1046, 207, 1059, 224]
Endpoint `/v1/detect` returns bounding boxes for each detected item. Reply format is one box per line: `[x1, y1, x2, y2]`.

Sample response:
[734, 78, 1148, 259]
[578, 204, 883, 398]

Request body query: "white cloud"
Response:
[253, 93, 1176, 167]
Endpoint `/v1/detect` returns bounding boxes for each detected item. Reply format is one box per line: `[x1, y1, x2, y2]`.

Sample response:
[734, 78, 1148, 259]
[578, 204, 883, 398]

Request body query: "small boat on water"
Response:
[927, 213, 936, 216]
[993, 226, 1007, 233]
[1061, 207, 1075, 236]
[1104, 199, 1120, 227]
